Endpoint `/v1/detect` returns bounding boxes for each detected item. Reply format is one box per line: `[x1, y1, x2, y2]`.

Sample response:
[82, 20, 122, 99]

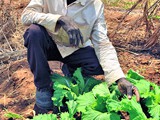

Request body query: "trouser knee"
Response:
[23, 24, 47, 47]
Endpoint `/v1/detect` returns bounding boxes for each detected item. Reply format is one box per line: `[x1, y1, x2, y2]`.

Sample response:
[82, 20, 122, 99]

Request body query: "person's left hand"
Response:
[57, 16, 84, 47]
[117, 78, 140, 102]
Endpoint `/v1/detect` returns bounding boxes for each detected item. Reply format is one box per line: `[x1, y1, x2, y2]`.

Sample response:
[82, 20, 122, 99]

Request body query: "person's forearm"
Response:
[21, 9, 61, 33]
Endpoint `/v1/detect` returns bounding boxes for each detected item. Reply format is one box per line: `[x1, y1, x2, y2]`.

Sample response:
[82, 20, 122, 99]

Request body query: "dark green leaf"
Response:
[126, 69, 144, 80]
[92, 95, 108, 112]
[121, 97, 147, 120]
[73, 68, 85, 94]
[83, 77, 102, 93]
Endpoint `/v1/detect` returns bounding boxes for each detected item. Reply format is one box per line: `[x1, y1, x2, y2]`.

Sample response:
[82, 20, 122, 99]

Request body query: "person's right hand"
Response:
[117, 78, 140, 102]
[57, 16, 84, 47]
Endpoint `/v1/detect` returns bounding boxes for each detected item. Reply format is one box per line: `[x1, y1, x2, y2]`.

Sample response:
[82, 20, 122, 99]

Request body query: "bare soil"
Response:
[0, 0, 160, 119]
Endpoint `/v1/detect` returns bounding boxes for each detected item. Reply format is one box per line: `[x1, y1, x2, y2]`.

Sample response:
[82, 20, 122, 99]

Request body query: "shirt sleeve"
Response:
[91, 4, 125, 86]
[21, 0, 61, 33]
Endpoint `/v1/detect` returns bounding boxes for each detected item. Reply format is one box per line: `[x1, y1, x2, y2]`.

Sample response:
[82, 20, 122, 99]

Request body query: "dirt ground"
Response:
[0, 0, 160, 119]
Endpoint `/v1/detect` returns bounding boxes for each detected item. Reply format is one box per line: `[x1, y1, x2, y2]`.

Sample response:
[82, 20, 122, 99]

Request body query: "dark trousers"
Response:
[23, 24, 104, 89]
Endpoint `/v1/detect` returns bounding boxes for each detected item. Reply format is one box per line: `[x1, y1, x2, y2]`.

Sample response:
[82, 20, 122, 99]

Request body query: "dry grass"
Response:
[0, 0, 28, 54]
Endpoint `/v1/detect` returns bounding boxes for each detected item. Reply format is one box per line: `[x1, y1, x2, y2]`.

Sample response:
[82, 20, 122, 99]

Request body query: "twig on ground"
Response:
[7, 62, 11, 82]
[143, 26, 160, 49]
[1, 29, 13, 52]
[3, 93, 6, 107]
[144, 1, 152, 36]
[110, 0, 143, 37]
[115, 47, 140, 55]
[148, 0, 160, 15]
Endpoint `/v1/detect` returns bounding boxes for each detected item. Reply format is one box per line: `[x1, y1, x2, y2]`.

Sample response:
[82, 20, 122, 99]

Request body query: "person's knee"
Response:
[23, 24, 46, 47]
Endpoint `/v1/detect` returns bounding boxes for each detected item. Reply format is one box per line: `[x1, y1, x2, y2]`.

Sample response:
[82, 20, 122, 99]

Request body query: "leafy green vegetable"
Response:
[126, 69, 160, 120]
[51, 74, 77, 107]
[121, 97, 147, 120]
[91, 95, 108, 112]
[82, 107, 120, 120]
[4, 112, 23, 119]
[66, 100, 78, 118]
[51, 68, 101, 108]
[73, 68, 85, 94]
[83, 77, 101, 93]
[35, 68, 160, 120]
[60, 112, 75, 120]
[72, 68, 101, 93]
[126, 69, 144, 80]
[106, 99, 121, 112]
[144, 83, 160, 120]
[134, 79, 151, 98]
[76, 92, 96, 112]
[92, 82, 110, 97]
[32, 114, 57, 120]
[148, 105, 160, 120]
[109, 83, 121, 101]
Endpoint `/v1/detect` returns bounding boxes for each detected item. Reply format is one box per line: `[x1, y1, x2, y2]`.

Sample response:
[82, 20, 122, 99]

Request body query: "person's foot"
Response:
[35, 87, 59, 115]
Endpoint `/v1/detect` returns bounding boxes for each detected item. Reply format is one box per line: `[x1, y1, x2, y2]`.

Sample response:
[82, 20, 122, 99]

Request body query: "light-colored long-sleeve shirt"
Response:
[21, 0, 125, 85]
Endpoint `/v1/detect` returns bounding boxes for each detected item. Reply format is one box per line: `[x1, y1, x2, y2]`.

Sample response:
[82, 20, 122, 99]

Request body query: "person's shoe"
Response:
[33, 104, 52, 115]
[35, 87, 59, 115]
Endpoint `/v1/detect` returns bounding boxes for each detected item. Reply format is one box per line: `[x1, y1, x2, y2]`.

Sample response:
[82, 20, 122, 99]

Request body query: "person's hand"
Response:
[57, 16, 84, 47]
[117, 78, 140, 102]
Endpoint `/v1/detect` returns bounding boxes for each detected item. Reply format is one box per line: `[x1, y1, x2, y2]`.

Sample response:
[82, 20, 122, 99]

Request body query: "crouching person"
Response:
[21, 0, 140, 115]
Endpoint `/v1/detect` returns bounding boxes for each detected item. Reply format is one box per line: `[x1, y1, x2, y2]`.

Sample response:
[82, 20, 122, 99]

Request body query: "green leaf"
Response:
[52, 89, 68, 106]
[73, 68, 85, 94]
[109, 83, 121, 101]
[150, 83, 160, 95]
[83, 77, 102, 93]
[66, 100, 78, 118]
[92, 82, 110, 97]
[134, 80, 151, 98]
[145, 92, 160, 119]
[82, 107, 120, 120]
[51, 74, 77, 107]
[126, 69, 144, 80]
[50, 69, 160, 120]
[92, 95, 108, 112]
[52, 87, 77, 107]
[32, 114, 57, 120]
[70, 84, 79, 96]
[51, 73, 72, 88]
[60, 112, 75, 120]
[120, 97, 147, 120]
[77, 92, 96, 112]
[4, 112, 23, 119]
[148, 105, 160, 120]
[106, 99, 121, 112]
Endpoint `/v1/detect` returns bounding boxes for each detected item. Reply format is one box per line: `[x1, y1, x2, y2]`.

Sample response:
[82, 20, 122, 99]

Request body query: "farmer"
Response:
[21, 0, 140, 114]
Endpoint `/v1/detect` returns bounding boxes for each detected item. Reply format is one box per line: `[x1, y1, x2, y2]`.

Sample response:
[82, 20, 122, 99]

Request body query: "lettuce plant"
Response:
[32, 68, 160, 120]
